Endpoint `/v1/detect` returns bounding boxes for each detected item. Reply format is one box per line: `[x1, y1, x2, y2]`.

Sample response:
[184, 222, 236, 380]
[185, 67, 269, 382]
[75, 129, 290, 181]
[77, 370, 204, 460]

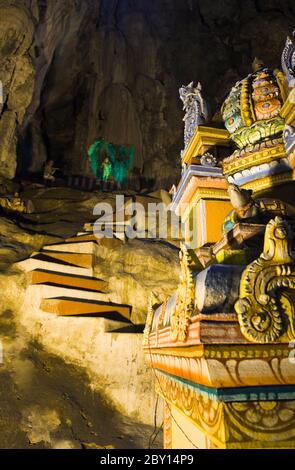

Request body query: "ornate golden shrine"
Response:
[144, 32, 295, 448]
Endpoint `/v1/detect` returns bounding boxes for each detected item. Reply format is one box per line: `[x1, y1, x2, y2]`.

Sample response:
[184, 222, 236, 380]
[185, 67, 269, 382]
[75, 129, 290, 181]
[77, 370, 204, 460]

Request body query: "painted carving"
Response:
[284, 124, 295, 154]
[223, 184, 291, 233]
[227, 401, 295, 442]
[251, 69, 282, 120]
[235, 217, 295, 343]
[156, 372, 295, 447]
[222, 62, 285, 154]
[240, 77, 255, 127]
[222, 83, 243, 133]
[200, 152, 217, 167]
[179, 82, 208, 150]
[156, 373, 224, 445]
[282, 30, 295, 87]
[170, 245, 195, 342]
[227, 184, 257, 219]
[147, 345, 295, 389]
[228, 116, 285, 150]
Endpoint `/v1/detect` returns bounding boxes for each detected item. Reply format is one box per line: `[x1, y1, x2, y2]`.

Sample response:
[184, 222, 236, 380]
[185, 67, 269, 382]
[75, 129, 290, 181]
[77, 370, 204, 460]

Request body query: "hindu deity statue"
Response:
[43, 160, 59, 184]
[88, 139, 134, 189]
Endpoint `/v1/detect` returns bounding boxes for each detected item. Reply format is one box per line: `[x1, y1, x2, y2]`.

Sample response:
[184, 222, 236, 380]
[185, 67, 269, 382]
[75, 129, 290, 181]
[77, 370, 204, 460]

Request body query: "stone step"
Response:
[78, 225, 126, 237]
[37, 251, 93, 269]
[84, 222, 129, 231]
[66, 234, 98, 243]
[43, 236, 123, 254]
[43, 241, 97, 254]
[18, 256, 93, 277]
[28, 269, 107, 292]
[29, 283, 109, 302]
[66, 231, 126, 243]
[40, 297, 132, 321]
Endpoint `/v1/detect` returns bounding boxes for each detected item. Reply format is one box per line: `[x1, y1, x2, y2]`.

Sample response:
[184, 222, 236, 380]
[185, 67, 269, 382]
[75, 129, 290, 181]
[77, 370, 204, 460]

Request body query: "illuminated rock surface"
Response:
[0, 187, 179, 447]
[1, 0, 295, 184]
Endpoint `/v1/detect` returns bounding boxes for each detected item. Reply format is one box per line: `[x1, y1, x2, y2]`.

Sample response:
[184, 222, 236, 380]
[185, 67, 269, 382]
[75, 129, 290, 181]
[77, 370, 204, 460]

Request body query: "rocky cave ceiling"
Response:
[0, 0, 295, 187]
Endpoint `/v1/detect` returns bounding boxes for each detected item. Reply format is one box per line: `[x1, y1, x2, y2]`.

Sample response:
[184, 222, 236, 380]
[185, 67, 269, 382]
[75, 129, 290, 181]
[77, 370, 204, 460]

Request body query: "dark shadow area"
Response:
[0, 335, 161, 449]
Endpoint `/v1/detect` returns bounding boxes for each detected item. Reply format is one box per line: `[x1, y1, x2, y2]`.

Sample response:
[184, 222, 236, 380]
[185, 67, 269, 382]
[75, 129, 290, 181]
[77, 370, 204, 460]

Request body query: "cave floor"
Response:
[0, 324, 162, 449]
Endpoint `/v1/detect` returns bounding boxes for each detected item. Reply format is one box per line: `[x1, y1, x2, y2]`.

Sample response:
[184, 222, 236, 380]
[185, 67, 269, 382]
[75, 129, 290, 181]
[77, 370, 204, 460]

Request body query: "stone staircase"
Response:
[17, 224, 133, 331]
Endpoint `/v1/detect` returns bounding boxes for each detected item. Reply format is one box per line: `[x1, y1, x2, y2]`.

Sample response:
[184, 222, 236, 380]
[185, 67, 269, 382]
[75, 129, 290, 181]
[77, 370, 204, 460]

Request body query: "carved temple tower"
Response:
[144, 32, 295, 448]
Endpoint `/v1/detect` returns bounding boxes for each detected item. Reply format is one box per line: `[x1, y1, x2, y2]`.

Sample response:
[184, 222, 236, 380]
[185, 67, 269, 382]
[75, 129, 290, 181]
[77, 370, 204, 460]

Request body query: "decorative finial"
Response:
[252, 57, 265, 73]
[179, 81, 209, 152]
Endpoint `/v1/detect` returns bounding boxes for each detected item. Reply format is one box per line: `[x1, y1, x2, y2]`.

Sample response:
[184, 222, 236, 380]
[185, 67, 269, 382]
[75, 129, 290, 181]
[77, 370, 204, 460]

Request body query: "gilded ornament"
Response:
[170, 244, 195, 342]
[179, 82, 208, 151]
[226, 400, 295, 442]
[240, 78, 255, 127]
[235, 217, 295, 343]
[230, 116, 285, 150]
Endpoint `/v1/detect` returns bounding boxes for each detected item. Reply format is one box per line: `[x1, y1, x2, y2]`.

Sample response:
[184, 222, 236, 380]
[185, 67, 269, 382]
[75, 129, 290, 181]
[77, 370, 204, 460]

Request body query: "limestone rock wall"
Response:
[1, 0, 295, 184]
[0, 0, 35, 178]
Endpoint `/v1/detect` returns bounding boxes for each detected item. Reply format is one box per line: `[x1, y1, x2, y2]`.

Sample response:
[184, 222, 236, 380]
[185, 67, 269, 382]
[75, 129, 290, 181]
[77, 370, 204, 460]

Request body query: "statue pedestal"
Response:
[151, 343, 295, 449]
[145, 218, 295, 449]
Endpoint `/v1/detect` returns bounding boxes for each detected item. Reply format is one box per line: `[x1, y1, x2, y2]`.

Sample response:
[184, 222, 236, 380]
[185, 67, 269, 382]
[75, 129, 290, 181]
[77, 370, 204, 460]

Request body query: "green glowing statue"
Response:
[88, 139, 134, 186]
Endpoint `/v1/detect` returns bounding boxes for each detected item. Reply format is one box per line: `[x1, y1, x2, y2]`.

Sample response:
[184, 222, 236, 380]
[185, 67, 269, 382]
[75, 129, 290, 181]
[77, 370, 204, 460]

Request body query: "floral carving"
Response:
[235, 217, 295, 343]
